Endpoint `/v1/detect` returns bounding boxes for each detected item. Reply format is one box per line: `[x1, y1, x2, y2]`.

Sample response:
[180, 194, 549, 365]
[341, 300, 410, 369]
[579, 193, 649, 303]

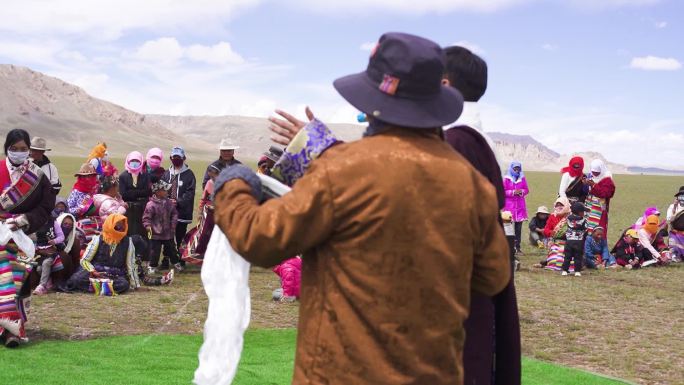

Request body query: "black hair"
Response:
[4, 129, 31, 155]
[100, 176, 119, 193]
[443, 46, 488, 102]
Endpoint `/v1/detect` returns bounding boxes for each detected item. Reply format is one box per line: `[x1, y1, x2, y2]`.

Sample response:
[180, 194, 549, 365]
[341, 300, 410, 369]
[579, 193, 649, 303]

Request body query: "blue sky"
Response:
[0, 0, 682, 168]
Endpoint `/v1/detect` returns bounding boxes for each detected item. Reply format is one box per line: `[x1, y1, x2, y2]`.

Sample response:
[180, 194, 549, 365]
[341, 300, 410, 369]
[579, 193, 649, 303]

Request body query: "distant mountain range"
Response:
[0, 64, 681, 174]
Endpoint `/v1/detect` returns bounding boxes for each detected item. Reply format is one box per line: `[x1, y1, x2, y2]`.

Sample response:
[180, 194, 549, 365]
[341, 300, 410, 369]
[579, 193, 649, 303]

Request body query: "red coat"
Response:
[588, 177, 615, 237]
[543, 214, 566, 238]
[273, 257, 301, 298]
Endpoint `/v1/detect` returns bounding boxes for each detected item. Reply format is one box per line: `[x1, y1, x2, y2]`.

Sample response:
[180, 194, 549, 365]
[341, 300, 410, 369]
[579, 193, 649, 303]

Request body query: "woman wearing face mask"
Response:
[66, 163, 99, 219]
[143, 148, 165, 183]
[0, 129, 55, 348]
[118, 151, 152, 239]
[56, 213, 80, 280]
[532, 197, 573, 270]
[583, 159, 615, 239]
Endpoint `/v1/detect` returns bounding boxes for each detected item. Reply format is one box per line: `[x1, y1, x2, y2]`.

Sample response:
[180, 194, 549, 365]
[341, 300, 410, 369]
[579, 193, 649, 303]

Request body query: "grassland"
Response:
[12, 158, 684, 384]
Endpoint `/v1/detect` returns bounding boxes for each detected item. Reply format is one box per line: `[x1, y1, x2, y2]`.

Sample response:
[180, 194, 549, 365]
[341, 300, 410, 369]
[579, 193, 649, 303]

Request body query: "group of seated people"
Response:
[524, 186, 684, 273]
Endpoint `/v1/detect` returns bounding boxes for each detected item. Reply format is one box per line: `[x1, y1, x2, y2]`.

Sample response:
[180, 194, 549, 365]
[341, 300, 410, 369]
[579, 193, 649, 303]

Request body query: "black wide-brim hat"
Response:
[676, 186, 684, 197]
[333, 32, 464, 129]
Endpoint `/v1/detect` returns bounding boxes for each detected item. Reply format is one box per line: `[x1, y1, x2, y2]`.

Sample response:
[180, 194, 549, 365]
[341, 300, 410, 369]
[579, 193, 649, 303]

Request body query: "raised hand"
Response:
[268, 106, 315, 146]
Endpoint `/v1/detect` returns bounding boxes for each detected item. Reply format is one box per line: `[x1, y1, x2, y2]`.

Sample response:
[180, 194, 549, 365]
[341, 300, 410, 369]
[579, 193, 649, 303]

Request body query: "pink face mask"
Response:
[147, 157, 162, 170]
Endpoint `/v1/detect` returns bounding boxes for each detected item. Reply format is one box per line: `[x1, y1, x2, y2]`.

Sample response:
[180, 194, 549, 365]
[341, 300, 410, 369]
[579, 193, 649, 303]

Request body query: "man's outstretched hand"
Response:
[268, 106, 315, 146]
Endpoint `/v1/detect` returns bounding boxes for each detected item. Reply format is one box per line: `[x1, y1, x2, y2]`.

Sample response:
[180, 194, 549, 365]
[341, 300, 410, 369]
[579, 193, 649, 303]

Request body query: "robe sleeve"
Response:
[81, 236, 100, 272]
[558, 173, 571, 198]
[213, 161, 335, 268]
[637, 229, 660, 259]
[590, 177, 615, 199]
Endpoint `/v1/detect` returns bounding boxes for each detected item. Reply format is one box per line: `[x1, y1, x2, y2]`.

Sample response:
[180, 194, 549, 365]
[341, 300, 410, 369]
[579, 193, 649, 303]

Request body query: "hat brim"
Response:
[333, 72, 464, 128]
[219, 146, 240, 150]
[536, 210, 550, 215]
[74, 172, 97, 176]
[30, 146, 51, 151]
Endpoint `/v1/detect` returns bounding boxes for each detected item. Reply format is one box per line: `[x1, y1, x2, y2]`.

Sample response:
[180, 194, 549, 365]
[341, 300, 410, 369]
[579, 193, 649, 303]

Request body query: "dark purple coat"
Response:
[142, 196, 178, 240]
[444, 125, 521, 385]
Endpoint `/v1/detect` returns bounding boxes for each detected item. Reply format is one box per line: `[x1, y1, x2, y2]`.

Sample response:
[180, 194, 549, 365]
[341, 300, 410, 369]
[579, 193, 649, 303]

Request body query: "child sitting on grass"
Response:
[562, 202, 589, 276]
[143, 180, 181, 274]
[583, 226, 617, 269]
[612, 229, 642, 269]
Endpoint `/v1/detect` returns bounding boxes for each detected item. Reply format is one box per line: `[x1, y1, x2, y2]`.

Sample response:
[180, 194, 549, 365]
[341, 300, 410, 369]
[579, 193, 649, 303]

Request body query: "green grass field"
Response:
[0, 330, 635, 385]
[14, 157, 684, 384]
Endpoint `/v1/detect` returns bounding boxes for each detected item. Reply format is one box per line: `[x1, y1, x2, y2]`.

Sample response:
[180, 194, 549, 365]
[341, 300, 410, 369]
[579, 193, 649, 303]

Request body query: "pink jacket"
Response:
[273, 257, 302, 298]
[93, 194, 128, 221]
[503, 176, 529, 222]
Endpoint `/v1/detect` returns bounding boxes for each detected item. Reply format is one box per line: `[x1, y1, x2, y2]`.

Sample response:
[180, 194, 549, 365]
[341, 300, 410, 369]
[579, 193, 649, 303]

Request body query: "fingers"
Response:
[275, 109, 302, 127]
[269, 116, 297, 133]
[268, 123, 295, 138]
[305, 106, 315, 121]
[270, 135, 291, 147]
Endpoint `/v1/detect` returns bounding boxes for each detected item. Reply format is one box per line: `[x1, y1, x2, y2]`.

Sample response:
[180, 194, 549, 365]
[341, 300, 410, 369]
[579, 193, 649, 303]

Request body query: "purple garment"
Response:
[503, 176, 529, 222]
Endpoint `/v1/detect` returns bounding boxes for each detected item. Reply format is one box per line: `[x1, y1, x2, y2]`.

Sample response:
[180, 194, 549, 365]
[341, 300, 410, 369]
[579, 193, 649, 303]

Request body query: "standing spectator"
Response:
[118, 151, 152, 238]
[583, 159, 616, 238]
[202, 139, 240, 188]
[86, 142, 107, 179]
[528, 206, 549, 248]
[144, 148, 165, 183]
[559, 156, 587, 203]
[163, 147, 196, 253]
[503, 161, 529, 254]
[143, 180, 181, 273]
[29, 137, 61, 195]
[562, 202, 589, 276]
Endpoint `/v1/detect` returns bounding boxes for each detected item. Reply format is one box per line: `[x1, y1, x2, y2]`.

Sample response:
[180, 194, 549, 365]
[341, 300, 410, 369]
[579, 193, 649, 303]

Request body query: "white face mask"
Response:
[8, 151, 29, 165]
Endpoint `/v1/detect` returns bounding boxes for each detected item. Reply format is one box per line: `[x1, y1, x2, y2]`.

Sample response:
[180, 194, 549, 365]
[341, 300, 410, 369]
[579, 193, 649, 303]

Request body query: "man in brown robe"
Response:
[214, 33, 510, 384]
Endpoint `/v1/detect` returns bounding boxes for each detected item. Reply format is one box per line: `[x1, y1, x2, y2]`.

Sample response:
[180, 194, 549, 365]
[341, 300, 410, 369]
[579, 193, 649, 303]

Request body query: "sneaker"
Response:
[161, 269, 174, 285]
[532, 263, 543, 268]
[561, 271, 568, 276]
[45, 278, 55, 291]
[281, 296, 297, 303]
[514, 260, 521, 272]
[147, 266, 157, 275]
[272, 288, 284, 301]
[173, 263, 184, 272]
[574, 271, 582, 277]
[32, 284, 48, 295]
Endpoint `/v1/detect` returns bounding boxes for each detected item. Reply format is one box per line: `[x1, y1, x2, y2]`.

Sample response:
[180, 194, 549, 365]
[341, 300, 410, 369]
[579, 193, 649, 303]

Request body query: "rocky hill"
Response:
[0, 64, 656, 173]
[0, 64, 211, 159]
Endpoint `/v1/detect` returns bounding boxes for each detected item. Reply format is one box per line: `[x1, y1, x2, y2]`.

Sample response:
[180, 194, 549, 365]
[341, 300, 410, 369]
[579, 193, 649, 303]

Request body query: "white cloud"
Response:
[0, 0, 262, 41]
[541, 43, 559, 51]
[133, 37, 184, 66]
[449, 40, 486, 55]
[291, 0, 532, 14]
[630, 56, 682, 71]
[360, 42, 376, 51]
[186, 42, 244, 65]
[654, 21, 668, 28]
[129, 38, 245, 67]
[565, 0, 660, 10]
